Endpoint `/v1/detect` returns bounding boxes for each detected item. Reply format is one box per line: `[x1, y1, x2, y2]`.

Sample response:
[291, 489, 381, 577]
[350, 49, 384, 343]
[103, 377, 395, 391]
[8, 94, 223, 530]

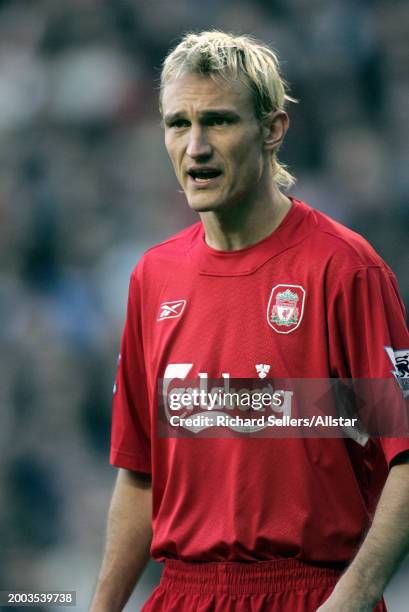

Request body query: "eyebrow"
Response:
[163, 109, 241, 124]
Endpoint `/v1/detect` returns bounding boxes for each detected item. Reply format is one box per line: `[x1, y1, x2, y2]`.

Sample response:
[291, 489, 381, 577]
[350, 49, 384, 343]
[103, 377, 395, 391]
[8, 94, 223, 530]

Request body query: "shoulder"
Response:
[296, 199, 389, 273]
[130, 222, 202, 282]
[293, 201, 402, 314]
[144, 222, 202, 258]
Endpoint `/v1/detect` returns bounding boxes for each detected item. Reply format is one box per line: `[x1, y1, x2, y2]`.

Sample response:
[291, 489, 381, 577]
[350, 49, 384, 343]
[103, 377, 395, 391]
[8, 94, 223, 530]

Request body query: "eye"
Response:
[209, 117, 228, 126]
[169, 119, 189, 129]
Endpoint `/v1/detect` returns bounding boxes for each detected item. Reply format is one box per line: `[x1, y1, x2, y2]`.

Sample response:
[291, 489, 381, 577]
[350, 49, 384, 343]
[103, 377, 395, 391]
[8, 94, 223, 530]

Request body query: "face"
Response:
[161, 73, 270, 213]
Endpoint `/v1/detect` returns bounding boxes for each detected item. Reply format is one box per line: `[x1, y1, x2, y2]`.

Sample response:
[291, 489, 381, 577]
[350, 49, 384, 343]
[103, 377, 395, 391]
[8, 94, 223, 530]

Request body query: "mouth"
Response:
[187, 167, 223, 188]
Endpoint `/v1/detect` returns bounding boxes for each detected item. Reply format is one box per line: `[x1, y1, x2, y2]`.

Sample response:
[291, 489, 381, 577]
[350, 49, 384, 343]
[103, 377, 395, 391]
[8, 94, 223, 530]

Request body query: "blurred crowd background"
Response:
[0, 0, 408, 610]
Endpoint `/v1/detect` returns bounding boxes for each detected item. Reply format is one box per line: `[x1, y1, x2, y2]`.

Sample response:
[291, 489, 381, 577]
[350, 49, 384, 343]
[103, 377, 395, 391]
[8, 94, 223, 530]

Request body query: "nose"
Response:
[186, 125, 212, 159]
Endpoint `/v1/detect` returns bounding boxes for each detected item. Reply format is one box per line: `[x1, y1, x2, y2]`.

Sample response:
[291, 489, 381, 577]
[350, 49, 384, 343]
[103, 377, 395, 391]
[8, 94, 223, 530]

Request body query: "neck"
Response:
[200, 182, 292, 251]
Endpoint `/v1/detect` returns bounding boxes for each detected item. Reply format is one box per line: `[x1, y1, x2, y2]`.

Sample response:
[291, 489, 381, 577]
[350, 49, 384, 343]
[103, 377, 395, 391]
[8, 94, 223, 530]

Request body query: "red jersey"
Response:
[110, 198, 409, 564]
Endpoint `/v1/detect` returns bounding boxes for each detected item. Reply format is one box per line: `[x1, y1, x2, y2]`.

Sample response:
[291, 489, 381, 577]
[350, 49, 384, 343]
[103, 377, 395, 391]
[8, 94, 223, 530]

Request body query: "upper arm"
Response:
[110, 270, 152, 474]
[118, 468, 152, 490]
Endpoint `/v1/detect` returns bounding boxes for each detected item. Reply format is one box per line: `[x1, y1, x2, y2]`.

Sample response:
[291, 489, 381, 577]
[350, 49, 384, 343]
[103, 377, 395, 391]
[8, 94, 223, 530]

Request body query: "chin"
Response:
[186, 195, 230, 213]
[189, 204, 222, 213]
[187, 201, 219, 213]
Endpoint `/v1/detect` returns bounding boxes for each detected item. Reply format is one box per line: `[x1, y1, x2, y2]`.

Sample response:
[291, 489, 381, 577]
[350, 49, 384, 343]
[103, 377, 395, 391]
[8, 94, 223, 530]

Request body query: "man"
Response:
[90, 31, 409, 611]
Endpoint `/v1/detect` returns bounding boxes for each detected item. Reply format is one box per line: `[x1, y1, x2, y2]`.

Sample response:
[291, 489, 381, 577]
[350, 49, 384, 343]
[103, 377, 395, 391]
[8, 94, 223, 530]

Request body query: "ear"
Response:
[262, 110, 289, 152]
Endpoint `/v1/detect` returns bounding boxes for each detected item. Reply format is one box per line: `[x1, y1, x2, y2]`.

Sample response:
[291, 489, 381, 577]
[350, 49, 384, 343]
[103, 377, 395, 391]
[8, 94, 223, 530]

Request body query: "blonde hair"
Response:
[160, 30, 297, 191]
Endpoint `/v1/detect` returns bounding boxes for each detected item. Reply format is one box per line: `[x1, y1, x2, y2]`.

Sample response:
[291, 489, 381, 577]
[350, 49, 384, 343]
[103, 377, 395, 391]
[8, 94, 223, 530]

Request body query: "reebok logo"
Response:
[157, 300, 187, 321]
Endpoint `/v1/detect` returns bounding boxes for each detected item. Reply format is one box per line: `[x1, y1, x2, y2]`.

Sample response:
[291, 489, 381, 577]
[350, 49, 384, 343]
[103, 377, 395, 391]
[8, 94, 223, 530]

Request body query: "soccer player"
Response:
[90, 32, 409, 611]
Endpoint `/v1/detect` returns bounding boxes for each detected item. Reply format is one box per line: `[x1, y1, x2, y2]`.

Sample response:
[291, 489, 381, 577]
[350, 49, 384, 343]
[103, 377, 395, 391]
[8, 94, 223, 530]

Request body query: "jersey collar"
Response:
[189, 198, 317, 276]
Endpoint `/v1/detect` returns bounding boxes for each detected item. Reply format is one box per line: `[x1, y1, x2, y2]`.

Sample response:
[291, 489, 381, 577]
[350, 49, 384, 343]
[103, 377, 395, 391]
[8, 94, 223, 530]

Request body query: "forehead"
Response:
[161, 73, 255, 117]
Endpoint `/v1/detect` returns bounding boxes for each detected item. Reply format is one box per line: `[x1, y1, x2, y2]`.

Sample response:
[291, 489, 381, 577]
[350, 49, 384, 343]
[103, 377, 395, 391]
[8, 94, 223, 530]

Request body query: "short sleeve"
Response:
[110, 269, 151, 473]
[328, 264, 409, 467]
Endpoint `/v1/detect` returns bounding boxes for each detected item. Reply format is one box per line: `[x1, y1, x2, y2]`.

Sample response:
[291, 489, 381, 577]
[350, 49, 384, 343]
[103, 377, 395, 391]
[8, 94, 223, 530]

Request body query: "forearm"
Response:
[89, 468, 153, 612]
[319, 461, 409, 611]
